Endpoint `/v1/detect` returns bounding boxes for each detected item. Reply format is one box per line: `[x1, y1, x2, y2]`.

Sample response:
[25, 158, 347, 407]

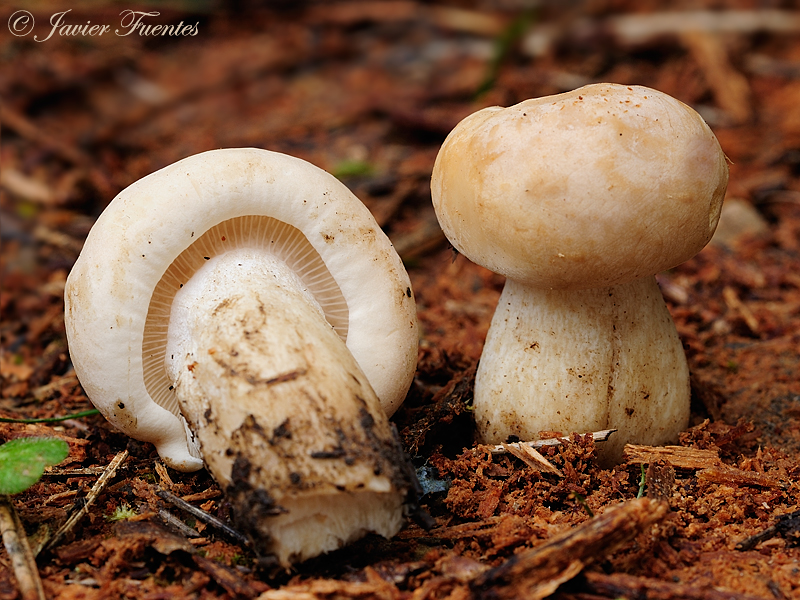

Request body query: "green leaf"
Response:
[332, 159, 374, 179]
[0, 437, 70, 495]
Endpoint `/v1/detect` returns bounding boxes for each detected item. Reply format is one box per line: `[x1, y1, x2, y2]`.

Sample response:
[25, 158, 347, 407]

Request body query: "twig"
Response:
[503, 442, 563, 476]
[736, 509, 800, 551]
[155, 488, 250, 548]
[158, 509, 201, 539]
[0, 104, 112, 198]
[44, 450, 128, 552]
[488, 429, 616, 455]
[0, 409, 100, 424]
[0, 104, 91, 166]
[0, 496, 46, 600]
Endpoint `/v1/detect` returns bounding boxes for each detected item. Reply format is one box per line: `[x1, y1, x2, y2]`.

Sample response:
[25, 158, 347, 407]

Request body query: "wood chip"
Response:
[193, 554, 259, 599]
[584, 571, 768, 600]
[502, 442, 563, 476]
[470, 497, 669, 599]
[722, 285, 760, 334]
[697, 465, 784, 489]
[154, 460, 175, 491]
[258, 576, 400, 600]
[181, 487, 223, 503]
[624, 444, 722, 469]
[646, 461, 677, 502]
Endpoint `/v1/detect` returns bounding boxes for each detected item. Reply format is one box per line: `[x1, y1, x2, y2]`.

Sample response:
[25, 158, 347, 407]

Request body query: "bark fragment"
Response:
[470, 497, 669, 599]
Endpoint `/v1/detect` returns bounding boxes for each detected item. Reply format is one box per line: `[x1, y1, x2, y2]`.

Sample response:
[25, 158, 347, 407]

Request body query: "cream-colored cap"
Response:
[65, 148, 418, 471]
[431, 83, 728, 289]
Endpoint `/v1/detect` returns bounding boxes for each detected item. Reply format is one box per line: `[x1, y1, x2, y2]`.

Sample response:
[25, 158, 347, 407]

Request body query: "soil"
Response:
[2, 1, 799, 599]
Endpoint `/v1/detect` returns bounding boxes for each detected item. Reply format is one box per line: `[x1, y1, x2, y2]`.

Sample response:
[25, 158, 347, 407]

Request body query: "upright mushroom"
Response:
[65, 148, 419, 565]
[431, 84, 728, 460]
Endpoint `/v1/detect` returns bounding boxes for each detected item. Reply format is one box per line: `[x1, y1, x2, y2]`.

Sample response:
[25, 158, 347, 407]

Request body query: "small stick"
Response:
[158, 508, 201, 539]
[44, 450, 128, 552]
[155, 488, 250, 548]
[488, 429, 616, 455]
[43, 466, 107, 477]
[0, 496, 46, 600]
[503, 443, 563, 476]
[736, 509, 800, 551]
[0, 105, 90, 166]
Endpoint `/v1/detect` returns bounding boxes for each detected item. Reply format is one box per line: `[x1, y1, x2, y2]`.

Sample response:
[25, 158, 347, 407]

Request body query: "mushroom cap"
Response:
[65, 148, 418, 471]
[431, 83, 729, 289]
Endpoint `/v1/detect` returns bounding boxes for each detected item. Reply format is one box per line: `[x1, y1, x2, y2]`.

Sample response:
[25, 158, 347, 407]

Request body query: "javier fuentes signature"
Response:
[8, 9, 199, 41]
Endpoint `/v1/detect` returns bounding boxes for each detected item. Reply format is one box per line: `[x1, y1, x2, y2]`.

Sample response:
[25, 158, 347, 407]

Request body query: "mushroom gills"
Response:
[165, 249, 409, 565]
[143, 215, 349, 418]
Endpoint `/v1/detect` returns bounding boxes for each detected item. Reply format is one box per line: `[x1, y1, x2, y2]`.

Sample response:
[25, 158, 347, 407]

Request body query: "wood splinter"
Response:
[489, 428, 617, 453]
[0, 496, 46, 600]
[470, 497, 669, 599]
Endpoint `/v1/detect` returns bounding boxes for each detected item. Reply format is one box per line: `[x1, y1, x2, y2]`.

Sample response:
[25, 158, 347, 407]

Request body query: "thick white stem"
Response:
[165, 250, 408, 565]
[475, 277, 690, 461]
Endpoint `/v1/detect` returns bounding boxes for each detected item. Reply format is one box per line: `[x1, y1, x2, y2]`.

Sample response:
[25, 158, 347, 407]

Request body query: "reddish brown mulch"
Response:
[2, 2, 799, 599]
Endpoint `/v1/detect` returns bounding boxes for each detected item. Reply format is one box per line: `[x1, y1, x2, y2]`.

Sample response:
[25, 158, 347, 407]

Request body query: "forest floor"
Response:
[1, 1, 800, 598]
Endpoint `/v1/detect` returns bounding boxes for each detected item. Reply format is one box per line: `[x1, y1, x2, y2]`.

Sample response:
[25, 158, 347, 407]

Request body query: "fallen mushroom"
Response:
[431, 83, 728, 460]
[65, 148, 419, 564]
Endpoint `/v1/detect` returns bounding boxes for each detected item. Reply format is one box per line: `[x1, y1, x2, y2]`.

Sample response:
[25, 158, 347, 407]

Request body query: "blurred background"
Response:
[2, 2, 800, 596]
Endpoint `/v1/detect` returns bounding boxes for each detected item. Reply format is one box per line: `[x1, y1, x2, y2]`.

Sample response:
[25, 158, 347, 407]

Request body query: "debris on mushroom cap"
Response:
[430, 84, 728, 462]
[64, 148, 418, 471]
[431, 83, 729, 290]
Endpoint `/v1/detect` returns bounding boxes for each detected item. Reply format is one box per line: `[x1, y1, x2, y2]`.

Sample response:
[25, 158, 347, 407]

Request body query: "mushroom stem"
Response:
[165, 249, 409, 565]
[475, 276, 690, 461]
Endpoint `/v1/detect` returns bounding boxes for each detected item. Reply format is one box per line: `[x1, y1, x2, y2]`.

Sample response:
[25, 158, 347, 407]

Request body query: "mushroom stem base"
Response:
[165, 251, 409, 565]
[475, 277, 690, 462]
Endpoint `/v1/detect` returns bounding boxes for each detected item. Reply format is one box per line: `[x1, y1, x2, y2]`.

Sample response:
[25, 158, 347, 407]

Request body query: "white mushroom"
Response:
[431, 84, 728, 460]
[65, 148, 419, 564]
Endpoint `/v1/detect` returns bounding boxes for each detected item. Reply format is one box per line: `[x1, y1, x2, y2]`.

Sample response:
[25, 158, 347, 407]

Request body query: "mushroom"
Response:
[64, 148, 419, 564]
[431, 84, 728, 460]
